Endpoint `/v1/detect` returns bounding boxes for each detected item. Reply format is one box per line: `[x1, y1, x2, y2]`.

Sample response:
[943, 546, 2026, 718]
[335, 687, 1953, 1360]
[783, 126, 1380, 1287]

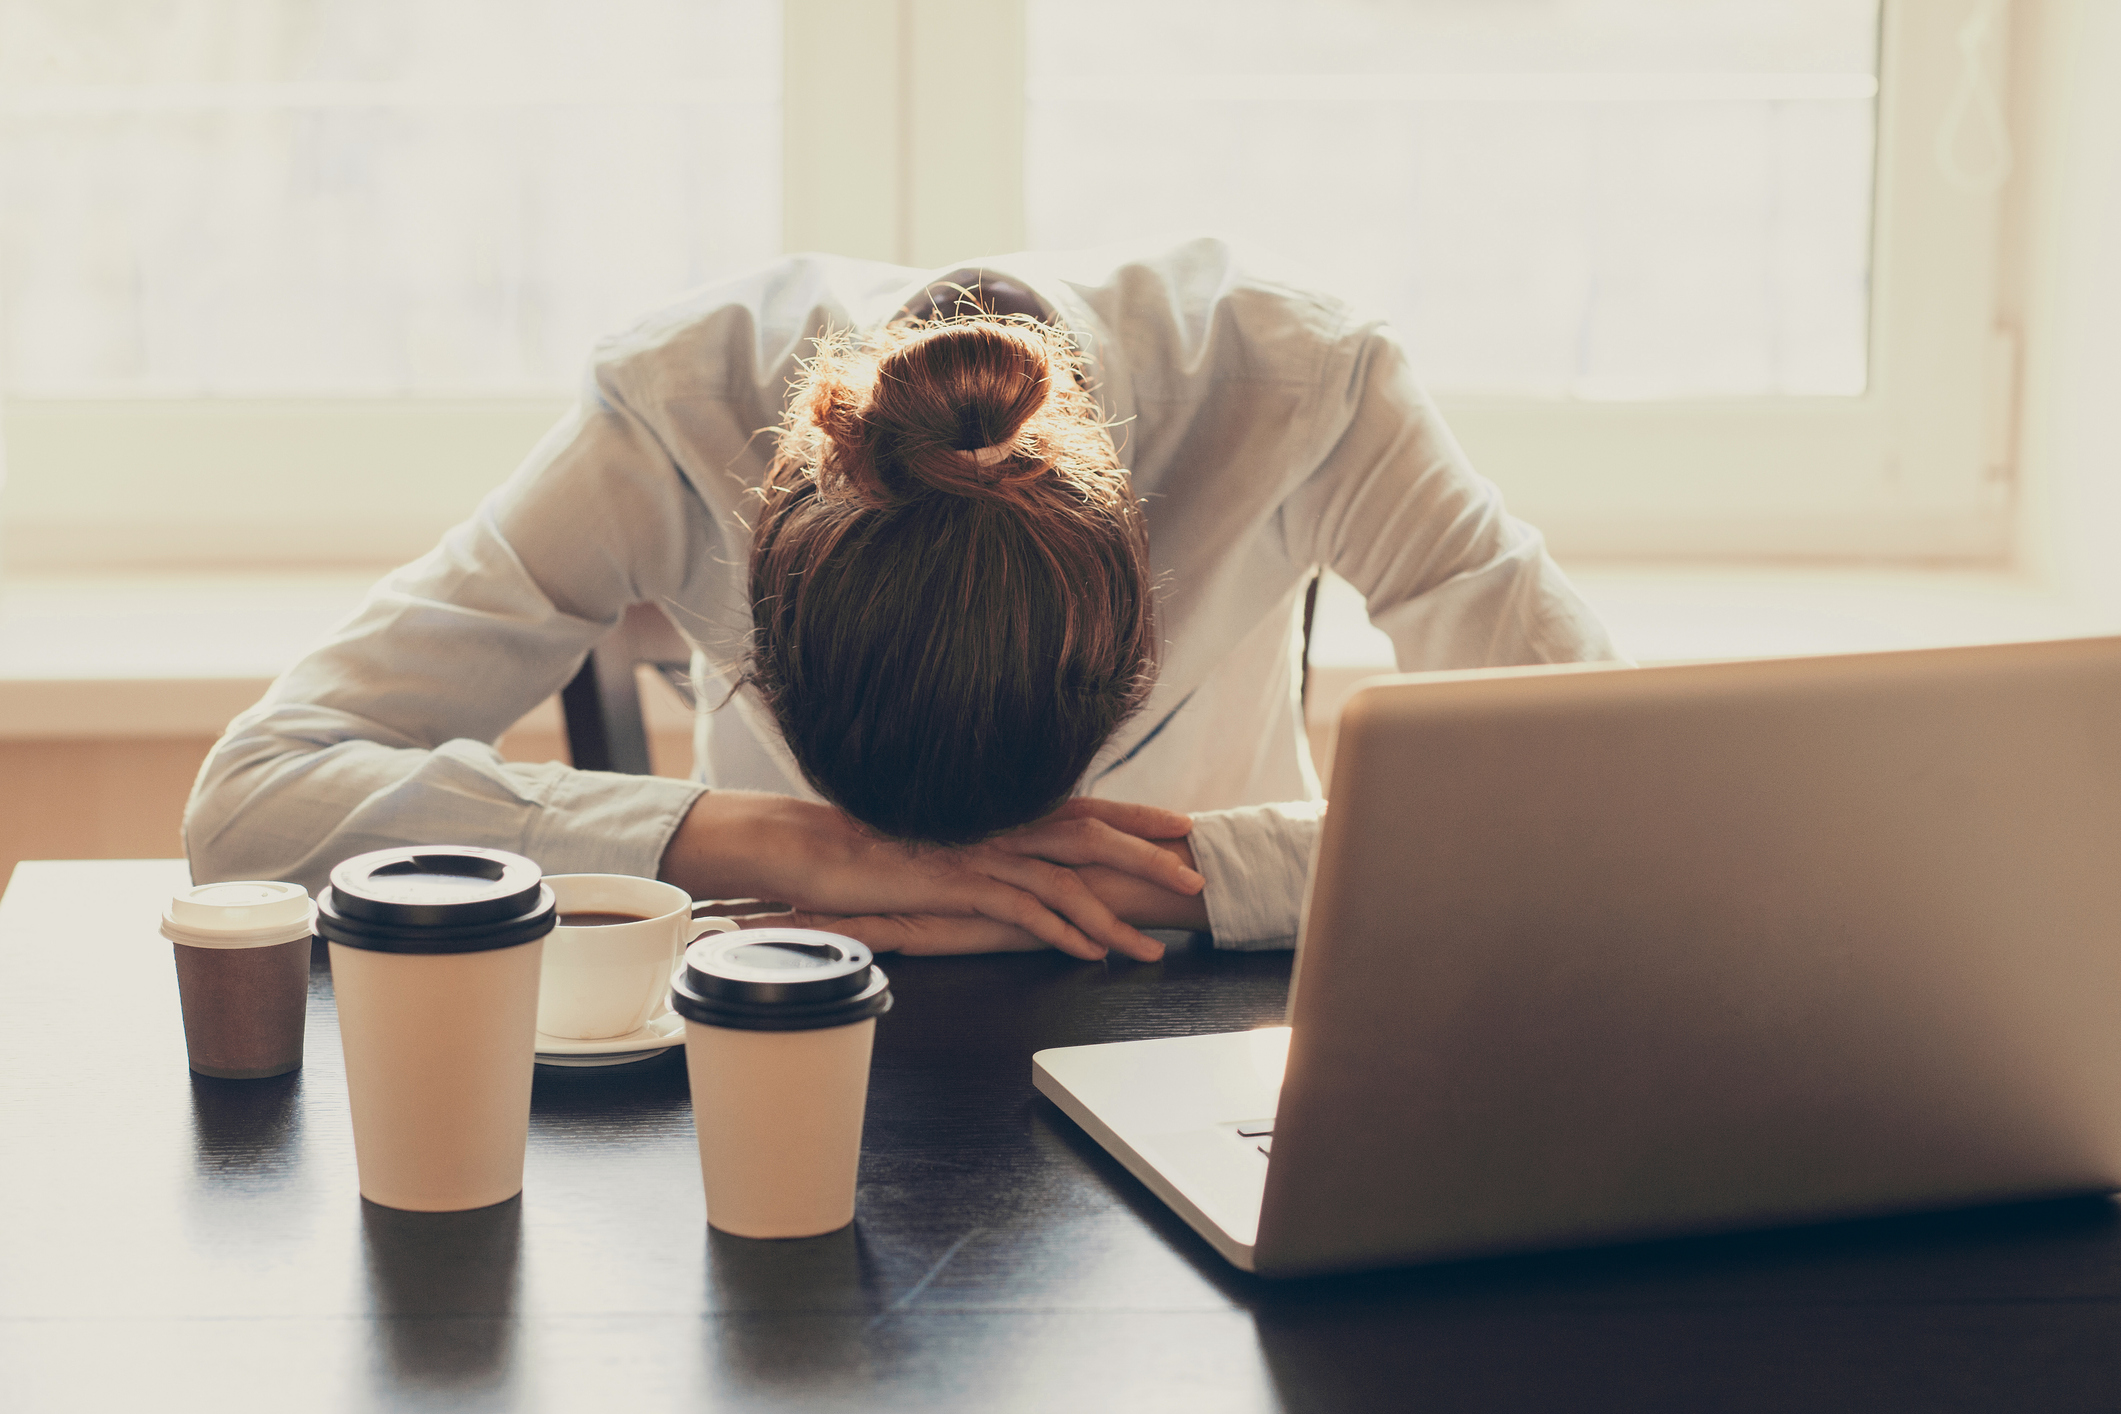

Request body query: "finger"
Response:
[865, 853, 1109, 960]
[950, 877, 1119, 966]
[971, 882, 1110, 961]
[780, 911, 1031, 956]
[784, 913, 925, 953]
[997, 817, 1204, 894]
[854, 915, 1049, 956]
[975, 854, 1165, 963]
[778, 912, 902, 952]
[898, 917, 1047, 954]
[774, 907, 853, 931]
[792, 902, 1121, 964]
[1045, 797, 1193, 839]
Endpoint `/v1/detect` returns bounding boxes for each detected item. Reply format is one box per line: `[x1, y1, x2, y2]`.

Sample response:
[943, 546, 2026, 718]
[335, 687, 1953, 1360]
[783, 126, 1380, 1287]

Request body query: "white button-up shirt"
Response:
[186, 237, 1618, 947]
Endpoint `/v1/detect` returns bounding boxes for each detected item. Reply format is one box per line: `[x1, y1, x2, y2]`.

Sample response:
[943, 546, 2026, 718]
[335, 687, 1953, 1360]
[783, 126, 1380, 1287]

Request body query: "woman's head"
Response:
[747, 316, 1156, 846]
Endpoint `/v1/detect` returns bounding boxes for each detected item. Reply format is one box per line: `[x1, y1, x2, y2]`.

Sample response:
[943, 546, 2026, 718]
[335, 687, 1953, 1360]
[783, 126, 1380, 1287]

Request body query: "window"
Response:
[0, 0, 779, 567]
[0, 0, 2015, 570]
[1029, 0, 1878, 402]
[2, 0, 780, 395]
[1023, 0, 2012, 561]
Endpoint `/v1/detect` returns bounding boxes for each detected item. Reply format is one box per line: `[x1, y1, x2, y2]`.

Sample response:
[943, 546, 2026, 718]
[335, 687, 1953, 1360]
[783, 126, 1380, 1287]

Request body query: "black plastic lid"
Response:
[315, 846, 556, 954]
[670, 928, 892, 1032]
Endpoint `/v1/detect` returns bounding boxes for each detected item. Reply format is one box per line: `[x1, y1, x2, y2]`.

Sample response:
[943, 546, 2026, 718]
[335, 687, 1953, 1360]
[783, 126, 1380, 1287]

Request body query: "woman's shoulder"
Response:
[1015, 236, 1369, 392]
[586, 253, 919, 407]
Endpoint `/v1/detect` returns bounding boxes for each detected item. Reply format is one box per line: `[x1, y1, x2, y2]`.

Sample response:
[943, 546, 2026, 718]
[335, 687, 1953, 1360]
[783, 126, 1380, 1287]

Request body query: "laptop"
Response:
[1034, 638, 2121, 1276]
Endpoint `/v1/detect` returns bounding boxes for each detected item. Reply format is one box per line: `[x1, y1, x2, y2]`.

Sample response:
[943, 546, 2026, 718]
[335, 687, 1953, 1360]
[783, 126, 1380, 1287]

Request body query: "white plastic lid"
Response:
[162, 880, 317, 949]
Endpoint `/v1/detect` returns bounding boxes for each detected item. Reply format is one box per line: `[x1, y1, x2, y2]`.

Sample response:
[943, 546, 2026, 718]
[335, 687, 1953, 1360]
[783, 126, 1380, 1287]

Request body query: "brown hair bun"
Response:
[781, 318, 1123, 512]
[748, 315, 1155, 845]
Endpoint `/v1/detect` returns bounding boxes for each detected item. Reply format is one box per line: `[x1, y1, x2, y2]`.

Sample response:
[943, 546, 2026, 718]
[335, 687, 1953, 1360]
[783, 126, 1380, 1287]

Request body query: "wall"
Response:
[2012, 0, 2121, 600]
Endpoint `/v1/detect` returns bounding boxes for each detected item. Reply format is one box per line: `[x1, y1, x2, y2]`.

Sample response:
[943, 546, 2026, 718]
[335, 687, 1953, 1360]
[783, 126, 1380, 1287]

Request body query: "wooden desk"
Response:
[4, 860, 2120, 1413]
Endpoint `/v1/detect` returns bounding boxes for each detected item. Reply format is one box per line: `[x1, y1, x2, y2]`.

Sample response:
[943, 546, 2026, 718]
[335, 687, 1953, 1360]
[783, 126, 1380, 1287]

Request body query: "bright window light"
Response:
[1027, 0, 1879, 400]
[0, 0, 782, 396]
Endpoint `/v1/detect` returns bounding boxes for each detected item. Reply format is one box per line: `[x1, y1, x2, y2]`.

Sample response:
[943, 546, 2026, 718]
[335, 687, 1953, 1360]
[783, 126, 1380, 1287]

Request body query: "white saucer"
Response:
[534, 1010, 686, 1068]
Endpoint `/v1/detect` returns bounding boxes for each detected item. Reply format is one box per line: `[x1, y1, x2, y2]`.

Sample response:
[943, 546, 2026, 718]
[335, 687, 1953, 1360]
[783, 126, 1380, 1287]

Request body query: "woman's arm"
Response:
[1284, 326, 1619, 671]
[1108, 323, 1622, 954]
[761, 803, 1225, 959]
[661, 793, 1203, 961]
[1072, 837, 1211, 932]
[183, 385, 717, 895]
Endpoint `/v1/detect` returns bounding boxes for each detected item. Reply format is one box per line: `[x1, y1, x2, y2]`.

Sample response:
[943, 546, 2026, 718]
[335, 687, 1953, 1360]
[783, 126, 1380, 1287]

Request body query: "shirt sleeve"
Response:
[1188, 801, 1325, 951]
[1189, 321, 1622, 950]
[1284, 324, 1619, 671]
[182, 377, 717, 896]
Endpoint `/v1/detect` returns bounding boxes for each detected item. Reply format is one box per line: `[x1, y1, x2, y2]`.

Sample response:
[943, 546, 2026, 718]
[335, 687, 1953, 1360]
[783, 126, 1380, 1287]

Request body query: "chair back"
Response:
[560, 602, 693, 775]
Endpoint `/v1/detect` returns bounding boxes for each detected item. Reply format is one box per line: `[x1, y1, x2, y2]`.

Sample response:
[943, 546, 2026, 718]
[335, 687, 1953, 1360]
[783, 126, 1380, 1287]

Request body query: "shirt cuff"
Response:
[517, 762, 707, 881]
[1187, 801, 1326, 951]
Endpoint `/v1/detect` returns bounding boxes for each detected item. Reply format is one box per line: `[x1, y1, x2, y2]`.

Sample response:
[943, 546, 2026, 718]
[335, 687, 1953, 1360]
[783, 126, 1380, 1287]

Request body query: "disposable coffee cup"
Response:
[317, 846, 555, 1213]
[160, 880, 316, 1080]
[670, 928, 892, 1238]
[540, 875, 738, 1041]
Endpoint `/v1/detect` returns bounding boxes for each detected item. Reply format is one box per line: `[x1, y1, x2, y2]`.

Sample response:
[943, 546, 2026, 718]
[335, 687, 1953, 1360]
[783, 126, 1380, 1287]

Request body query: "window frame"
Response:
[1432, 0, 2015, 561]
[0, 0, 2013, 571]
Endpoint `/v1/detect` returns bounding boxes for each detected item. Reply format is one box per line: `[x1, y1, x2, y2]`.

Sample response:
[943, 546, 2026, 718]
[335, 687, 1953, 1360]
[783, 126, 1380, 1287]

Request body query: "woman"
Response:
[185, 237, 1617, 958]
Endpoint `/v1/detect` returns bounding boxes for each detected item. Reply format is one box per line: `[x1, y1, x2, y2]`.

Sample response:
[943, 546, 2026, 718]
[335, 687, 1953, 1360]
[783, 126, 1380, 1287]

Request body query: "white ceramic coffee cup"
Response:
[538, 875, 737, 1041]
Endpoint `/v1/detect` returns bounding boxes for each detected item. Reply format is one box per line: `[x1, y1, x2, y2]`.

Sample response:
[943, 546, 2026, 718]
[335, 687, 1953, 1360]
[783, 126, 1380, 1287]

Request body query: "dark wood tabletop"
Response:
[5, 859, 2121, 1413]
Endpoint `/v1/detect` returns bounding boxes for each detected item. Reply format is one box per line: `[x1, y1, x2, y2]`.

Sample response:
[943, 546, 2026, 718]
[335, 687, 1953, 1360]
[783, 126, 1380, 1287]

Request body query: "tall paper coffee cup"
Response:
[161, 880, 316, 1079]
[317, 847, 555, 1212]
[670, 929, 892, 1238]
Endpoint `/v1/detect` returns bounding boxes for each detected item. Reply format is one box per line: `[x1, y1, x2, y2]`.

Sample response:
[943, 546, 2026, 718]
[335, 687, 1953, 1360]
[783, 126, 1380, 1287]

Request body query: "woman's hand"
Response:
[659, 792, 1203, 962]
[770, 834, 1211, 960]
